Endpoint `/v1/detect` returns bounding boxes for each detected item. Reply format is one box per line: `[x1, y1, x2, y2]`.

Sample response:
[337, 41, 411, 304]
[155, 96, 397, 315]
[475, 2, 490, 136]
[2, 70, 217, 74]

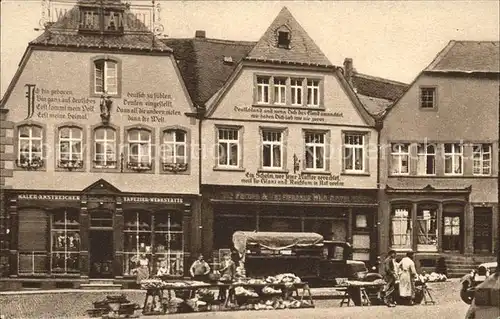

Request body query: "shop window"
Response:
[343, 133, 365, 173]
[124, 211, 152, 276]
[261, 130, 283, 169]
[153, 212, 184, 277]
[390, 143, 409, 175]
[304, 131, 326, 171]
[17, 125, 43, 169]
[94, 127, 116, 168]
[127, 128, 152, 171]
[58, 126, 83, 169]
[162, 129, 188, 172]
[217, 127, 240, 168]
[390, 206, 412, 249]
[473, 144, 491, 176]
[18, 208, 49, 274]
[416, 205, 438, 252]
[94, 59, 118, 95]
[51, 210, 80, 274]
[417, 144, 436, 175]
[444, 143, 463, 175]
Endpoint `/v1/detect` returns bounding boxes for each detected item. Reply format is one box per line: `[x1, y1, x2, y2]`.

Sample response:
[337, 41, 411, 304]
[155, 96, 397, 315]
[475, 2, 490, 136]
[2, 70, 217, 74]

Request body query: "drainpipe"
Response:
[375, 118, 383, 260]
[197, 106, 206, 257]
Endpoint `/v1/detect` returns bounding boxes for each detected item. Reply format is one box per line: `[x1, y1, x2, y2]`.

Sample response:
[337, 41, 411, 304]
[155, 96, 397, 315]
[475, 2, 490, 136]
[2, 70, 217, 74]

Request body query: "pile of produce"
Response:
[234, 296, 313, 310]
[140, 279, 209, 290]
[265, 273, 302, 285]
[418, 272, 447, 283]
[234, 286, 259, 297]
[140, 278, 170, 290]
[262, 286, 282, 295]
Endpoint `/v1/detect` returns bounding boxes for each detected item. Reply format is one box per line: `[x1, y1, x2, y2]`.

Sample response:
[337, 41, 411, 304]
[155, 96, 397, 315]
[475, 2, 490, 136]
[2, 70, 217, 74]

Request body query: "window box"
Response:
[58, 159, 84, 170]
[16, 158, 44, 170]
[127, 162, 152, 172]
[163, 162, 188, 173]
[93, 160, 117, 169]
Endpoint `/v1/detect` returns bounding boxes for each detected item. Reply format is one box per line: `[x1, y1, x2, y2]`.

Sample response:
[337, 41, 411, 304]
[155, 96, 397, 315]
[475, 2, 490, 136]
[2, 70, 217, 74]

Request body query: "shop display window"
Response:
[123, 211, 184, 277]
[390, 206, 412, 249]
[51, 209, 80, 273]
[416, 205, 438, 251]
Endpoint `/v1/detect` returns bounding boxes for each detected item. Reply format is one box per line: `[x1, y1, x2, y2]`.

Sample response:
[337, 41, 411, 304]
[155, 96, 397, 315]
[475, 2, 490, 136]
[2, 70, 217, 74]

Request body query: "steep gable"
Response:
[245, 7, 332, 67]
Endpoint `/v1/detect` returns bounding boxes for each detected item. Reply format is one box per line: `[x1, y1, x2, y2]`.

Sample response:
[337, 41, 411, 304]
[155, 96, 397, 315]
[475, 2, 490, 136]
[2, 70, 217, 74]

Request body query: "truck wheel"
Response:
[460, 283, 473, 304]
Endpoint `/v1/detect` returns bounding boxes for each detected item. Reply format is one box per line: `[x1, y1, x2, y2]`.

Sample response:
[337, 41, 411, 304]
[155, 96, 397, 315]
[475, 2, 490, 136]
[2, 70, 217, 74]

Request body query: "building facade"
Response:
[378, 41, 500, 267]
[167, 7, 381, 264]
[0, 1, 201, 288]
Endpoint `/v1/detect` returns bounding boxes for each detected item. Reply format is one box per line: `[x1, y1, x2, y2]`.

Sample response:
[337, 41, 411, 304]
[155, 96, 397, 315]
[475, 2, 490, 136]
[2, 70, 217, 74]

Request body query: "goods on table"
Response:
[262, 286, 282, 294]
[234, 286, 259, 297]
[418, 272, 447, 283]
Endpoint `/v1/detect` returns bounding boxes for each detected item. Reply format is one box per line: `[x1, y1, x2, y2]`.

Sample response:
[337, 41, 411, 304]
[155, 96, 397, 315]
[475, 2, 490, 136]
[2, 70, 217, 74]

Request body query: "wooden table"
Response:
[338, 281, 384, 306]
[142, 284, 212, 315]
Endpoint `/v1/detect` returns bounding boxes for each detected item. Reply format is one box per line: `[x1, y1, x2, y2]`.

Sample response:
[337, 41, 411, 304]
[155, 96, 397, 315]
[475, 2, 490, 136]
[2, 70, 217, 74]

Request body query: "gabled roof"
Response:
[425, 40, 499, 73]
[245, 7, 332, 67]
[163, 37, 255, 107]
[30, 3, 171, 52]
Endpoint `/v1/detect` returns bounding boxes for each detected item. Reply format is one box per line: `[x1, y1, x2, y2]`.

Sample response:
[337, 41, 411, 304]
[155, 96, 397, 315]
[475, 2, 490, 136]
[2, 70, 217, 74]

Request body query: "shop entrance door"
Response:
[442, 213, 462, 252]
[474, 208, 492, 254]
[89, 230, 114, 278]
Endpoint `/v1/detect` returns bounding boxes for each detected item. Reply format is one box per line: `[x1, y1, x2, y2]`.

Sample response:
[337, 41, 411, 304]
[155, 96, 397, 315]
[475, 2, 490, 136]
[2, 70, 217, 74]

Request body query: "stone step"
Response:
[80, 283, 123, 290]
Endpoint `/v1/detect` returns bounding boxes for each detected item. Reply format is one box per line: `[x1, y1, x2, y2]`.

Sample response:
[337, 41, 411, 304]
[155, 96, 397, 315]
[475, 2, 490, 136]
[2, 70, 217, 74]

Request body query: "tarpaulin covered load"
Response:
[232, 231, 324, 254]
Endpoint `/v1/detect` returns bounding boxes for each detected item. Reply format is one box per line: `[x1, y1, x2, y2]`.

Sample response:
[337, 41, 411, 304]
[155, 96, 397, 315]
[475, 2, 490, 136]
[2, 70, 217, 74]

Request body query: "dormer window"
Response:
[79, 6, 124, 34]
[278, 31, 290, 49]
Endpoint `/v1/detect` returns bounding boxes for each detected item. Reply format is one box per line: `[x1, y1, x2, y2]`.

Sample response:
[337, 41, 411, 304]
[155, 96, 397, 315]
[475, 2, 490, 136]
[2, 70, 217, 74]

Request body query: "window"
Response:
[257, 77, 270, 104]
[416, 205, 438, 251]
[123, 211, 184, 277]
[444, 143, 463, 175]
[417, 144, 436, 175]
[273, 78, 286, 105]
[262, 130, 283, 169]
[277, 31, 290, 48]
[305, 132, 326, 171]
[307, 80, 320, 107]
[58, 126, 83, 169]
[391, 206, 412, 249]
[94, 60, 118, 94]
[94, 127, 116, 168]
[51, 210, 80, 273]
[344, 134, 365, 172]
[162, 130, 188, 172]
[390, 143, 409, 175]
[218, 128, 239, 167]
[291, 79, 303, 106]
[127, 128, 152, 170]
[420, 87, 436, 108]
[473, 144, 491, 175]
[17, 125, 43, 168]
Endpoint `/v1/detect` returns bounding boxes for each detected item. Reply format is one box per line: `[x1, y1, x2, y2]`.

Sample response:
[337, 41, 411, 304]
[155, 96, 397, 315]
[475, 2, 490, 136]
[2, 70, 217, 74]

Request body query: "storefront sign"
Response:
[117, 91, 181, 123]
[234, 105, 343, 123]
[216, 190, 375, 204]
[241, 171, 345, 187]
[18, 194, 80, 201]
[24, 84, 97, 120]
[123, 196, 183, 204]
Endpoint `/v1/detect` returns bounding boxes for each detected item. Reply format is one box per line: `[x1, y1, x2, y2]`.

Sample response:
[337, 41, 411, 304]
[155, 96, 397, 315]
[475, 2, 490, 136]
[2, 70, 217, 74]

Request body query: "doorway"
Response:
[474, 208, 492, 254]
[442, 205, 463, 252]
[89, 230, 114, 278]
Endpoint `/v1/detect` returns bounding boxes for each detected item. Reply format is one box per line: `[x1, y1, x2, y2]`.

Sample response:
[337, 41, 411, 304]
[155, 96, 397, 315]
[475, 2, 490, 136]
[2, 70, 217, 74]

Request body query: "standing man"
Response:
[189, 254, 211, 282]
[383, 250, 397, 307]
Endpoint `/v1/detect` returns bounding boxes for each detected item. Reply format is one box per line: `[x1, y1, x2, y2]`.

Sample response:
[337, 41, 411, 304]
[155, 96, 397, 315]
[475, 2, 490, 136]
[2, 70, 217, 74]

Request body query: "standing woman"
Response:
[398, 251, 417, 305]
[134, 254, 150, 284]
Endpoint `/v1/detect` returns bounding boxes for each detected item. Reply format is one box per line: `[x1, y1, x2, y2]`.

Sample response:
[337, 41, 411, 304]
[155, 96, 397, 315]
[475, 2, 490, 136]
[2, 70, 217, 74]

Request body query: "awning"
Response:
[232, 231, 324, 255]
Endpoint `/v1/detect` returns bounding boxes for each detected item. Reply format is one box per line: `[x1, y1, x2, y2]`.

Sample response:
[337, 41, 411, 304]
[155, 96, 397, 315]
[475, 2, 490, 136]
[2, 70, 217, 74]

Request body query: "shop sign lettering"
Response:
[234, 105, 343, 123]
[24, 84, 97, 121]
[241, 171, 345, 187]
[218, 191, 375, 204]
[117, 91, 181, 123]
[123, 196, 183, 204]
[18, 194, 80, 201]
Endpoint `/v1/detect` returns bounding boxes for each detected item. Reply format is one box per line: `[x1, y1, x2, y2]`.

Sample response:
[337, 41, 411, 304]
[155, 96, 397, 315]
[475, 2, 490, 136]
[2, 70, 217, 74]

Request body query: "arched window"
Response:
[58, 126, 83, 169]
[127, 128, 151, 170]
[162, 129, 188, 172]
[17, 125, 43, 168]
[94, 59, 117, 94]
[94, 127, 116, 168]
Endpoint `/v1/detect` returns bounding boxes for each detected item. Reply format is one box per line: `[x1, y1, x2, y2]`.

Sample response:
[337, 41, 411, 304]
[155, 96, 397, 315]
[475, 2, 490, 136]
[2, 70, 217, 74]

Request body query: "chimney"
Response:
[343, 58, 354, 86]
[195, 30, 206, 38]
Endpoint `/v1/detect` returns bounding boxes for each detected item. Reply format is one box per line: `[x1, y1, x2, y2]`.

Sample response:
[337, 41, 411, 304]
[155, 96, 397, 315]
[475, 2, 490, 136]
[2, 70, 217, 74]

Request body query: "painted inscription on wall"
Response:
[234, 106, 343, 123]
[241, 171, 345, 187]
[117, 91, 181, 123]
[25, 85, 97, 120]
[24, 85, 181, 123]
